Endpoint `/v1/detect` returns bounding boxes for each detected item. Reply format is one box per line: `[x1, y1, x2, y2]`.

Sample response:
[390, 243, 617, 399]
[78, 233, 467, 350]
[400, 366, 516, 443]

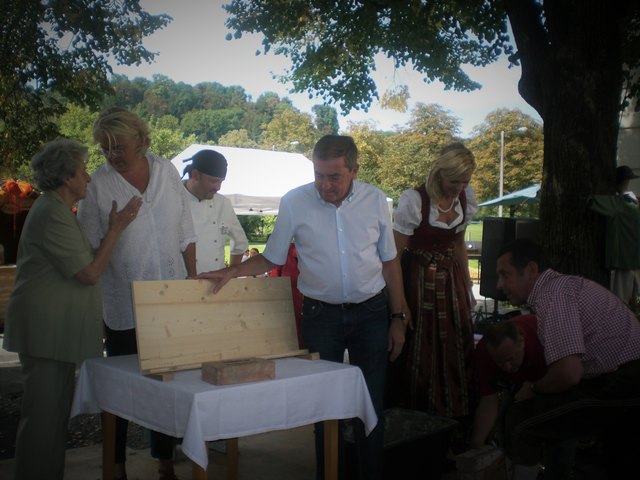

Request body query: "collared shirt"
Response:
[263, 180, 396, 304]
[475, 315, 547, 396]
[183, 185, 248, 273]
[78, 152, 197, 330]
[528, 269, 640, 378]
[393, 184, 478, 236]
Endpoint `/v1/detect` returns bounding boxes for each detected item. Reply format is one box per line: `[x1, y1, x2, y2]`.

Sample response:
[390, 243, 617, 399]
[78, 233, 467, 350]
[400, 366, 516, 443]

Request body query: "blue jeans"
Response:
[302, 291, 389, 480]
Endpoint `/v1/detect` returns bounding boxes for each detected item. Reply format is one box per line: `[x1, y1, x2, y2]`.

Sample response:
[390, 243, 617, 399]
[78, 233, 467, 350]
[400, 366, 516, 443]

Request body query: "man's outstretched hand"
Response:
[195, 267, 235, 294]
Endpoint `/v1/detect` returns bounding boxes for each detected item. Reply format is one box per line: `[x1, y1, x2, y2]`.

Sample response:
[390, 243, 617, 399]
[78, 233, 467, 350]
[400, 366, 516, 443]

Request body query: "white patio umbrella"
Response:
[478, 184, 541, 207]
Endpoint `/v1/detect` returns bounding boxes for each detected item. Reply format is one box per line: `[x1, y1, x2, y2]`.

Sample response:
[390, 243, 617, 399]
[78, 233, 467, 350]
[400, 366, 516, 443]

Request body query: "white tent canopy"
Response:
[171, 145, 315, 215]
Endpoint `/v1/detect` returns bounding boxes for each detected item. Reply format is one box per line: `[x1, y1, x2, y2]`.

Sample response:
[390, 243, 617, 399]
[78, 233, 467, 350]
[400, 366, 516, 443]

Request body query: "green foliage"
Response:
[381, 103, 460, 198]
[223, 0, 640, 282]
[312, 105, 340, 135]
[181, 109, 244, 143]
[150, 128, 198, 163]
[379, 133, 438, 199]
[380, 86, 410, 113]
[219, 129, 260, 148]
[467, 109, 543, 209]
[152, 115, 181, 131]
[224, 0, 510, 112]
[239, 215, 277, 241]
[57, 104, 103, 173]
[347, 104, 464, 200]
[346, 121, 389, 189]
[0, 0, 170, 177]
[57, 104, 98, 145]
[260, 109, 318, 153]
[403, 103, 462, 138]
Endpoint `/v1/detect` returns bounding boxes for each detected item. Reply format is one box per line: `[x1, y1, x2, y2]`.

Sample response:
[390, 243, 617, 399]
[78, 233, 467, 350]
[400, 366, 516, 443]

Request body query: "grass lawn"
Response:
[465, 221, 483, 243]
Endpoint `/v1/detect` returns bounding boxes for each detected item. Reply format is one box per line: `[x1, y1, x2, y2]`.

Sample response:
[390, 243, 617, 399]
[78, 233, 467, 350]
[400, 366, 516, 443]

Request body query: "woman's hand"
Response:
[76, 196, 143, 285]
[108, 197, 143, 233]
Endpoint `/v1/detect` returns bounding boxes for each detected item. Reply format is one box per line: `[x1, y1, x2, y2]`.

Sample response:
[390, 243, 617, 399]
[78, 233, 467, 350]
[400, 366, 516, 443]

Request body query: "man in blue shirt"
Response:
[198, 134, 410, 480]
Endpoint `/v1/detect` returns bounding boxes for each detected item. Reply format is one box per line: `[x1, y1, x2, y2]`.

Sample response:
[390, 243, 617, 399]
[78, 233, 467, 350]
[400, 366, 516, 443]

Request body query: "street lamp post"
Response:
[498, 127, 527, 217]
[499, 130, 505, 217]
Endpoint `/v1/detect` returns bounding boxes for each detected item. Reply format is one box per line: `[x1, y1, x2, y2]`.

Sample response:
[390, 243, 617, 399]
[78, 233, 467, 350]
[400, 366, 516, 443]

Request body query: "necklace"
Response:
[437, 198, 456, 213]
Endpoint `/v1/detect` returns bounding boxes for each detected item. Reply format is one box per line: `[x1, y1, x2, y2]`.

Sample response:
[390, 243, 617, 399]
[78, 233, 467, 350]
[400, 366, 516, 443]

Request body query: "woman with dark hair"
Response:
[3, 138, 140, 480]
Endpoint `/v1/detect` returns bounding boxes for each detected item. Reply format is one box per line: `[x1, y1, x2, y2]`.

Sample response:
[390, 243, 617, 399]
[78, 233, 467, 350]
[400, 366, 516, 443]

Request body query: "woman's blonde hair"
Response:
[426, 142, 476, 202]
[92, 107, 151, 155]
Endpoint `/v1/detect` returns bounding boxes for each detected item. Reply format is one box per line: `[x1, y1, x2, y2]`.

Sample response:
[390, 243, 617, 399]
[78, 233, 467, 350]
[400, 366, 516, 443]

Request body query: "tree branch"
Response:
[506, 0, 547, 116]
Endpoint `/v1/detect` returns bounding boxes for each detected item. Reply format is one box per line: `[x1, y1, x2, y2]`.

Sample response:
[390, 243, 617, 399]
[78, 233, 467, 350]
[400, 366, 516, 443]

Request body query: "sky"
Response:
[111, 0, 542, 138]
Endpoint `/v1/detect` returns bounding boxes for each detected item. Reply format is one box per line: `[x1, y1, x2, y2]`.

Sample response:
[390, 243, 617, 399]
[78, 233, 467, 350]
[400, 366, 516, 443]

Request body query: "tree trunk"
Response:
[510, 0, 626, 285]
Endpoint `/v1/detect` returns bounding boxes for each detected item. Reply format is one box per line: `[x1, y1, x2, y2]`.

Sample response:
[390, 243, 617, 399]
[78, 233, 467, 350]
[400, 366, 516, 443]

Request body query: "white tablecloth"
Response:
[71, 355, 377, 469]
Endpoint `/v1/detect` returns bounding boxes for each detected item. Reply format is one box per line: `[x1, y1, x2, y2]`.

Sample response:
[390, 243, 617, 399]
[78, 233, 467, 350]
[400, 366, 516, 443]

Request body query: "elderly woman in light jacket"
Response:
[3, 138, 141, 480]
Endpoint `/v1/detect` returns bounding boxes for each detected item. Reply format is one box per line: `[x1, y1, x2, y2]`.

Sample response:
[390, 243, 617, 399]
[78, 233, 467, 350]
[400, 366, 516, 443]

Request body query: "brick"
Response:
[201, 358, 275, 385]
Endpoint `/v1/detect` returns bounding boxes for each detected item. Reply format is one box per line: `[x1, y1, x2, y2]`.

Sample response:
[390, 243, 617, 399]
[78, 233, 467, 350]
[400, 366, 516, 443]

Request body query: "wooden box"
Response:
[132, 277, 299, 375]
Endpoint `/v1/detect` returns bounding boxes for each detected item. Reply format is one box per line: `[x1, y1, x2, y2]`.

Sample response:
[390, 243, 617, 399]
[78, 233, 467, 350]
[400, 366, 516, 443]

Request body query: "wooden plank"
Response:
[132, 277, 299, 375]
[257, 349, 320, 360]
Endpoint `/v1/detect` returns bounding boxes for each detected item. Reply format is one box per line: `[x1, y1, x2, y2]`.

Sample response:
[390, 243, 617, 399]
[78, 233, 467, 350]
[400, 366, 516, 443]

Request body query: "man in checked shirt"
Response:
[495, 238, 640, 480]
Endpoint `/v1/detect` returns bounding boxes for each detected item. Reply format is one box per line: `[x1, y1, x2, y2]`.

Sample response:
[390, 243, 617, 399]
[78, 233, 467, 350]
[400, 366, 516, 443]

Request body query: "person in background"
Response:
[588, 164, 640, 306]
[247, 247, 266, 276]
[182, 149, 248, 272]
[388, 142, 478, 440]
[268, 242, 303, 347]
[470, 315, 576, 479]
[197, 134, 410, 480]
[496, 238, 640, 480]
[241, 249, 251, 262]
[471, 315, 545, 448]
[3, 138, 140, 480]
[78, 108, 196, 480]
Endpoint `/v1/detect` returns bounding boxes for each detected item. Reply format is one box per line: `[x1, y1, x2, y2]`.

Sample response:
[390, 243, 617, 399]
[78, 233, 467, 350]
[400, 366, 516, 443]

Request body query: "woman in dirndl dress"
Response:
[389, 142, 478, 421]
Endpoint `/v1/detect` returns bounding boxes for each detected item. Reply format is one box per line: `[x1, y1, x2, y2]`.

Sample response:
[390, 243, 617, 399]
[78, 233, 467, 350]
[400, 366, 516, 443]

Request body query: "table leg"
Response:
[226, 438, 239, 480]
[323, 419, 339, 480]
[101, 411, 116, 480]
[192, 461, 207, 480]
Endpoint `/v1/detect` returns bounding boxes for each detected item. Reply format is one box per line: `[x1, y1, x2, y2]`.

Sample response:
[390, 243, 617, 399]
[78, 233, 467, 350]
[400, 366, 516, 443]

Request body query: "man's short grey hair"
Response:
[31, 138, 88, 191]
[312, 135, 359, 170]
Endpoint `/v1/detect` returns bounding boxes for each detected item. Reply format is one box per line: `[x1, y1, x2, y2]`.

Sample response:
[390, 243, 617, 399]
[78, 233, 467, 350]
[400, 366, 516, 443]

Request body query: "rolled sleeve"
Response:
[393, 189, 422, 236]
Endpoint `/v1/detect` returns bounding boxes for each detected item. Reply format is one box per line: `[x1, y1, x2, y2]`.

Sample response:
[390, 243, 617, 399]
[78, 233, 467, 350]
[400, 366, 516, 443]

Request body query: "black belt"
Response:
[304, 291, 384, 310]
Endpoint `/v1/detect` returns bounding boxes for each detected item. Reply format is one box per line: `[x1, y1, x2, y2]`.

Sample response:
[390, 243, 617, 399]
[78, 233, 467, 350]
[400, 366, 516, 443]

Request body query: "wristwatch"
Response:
[390, 312, 406, 321]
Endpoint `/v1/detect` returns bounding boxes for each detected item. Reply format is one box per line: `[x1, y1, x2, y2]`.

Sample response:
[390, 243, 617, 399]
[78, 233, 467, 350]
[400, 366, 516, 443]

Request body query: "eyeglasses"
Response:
[100, 146, 125, 157]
